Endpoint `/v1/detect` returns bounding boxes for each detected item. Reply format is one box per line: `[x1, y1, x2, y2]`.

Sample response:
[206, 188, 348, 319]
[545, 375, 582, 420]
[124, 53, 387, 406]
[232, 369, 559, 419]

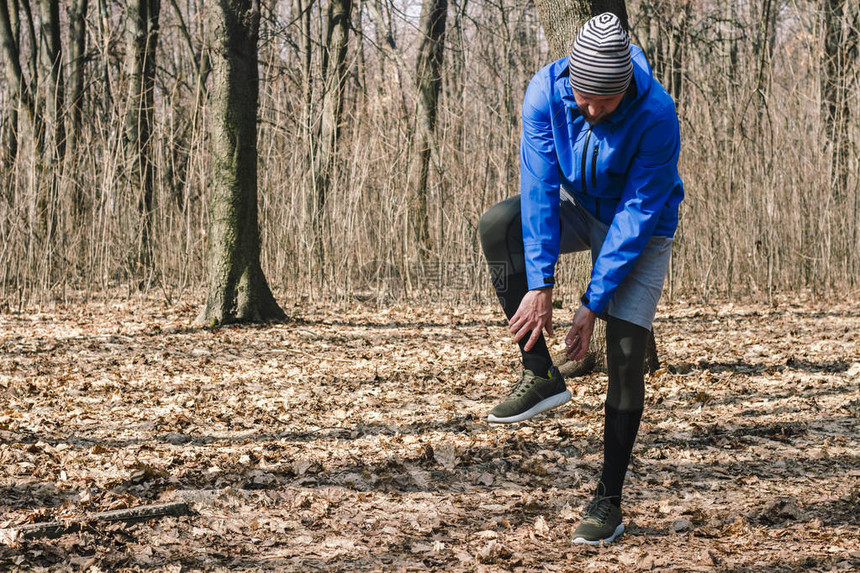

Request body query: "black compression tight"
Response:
[480, 196, 649, 507]
[605, 316, 648, 411]
[600, 316, 649, 506]
[479, 195, 552, 377]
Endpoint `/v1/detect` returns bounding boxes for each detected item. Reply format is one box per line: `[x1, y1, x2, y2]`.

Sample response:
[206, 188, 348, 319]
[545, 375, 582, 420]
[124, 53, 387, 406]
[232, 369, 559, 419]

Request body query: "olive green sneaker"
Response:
[572, 490, 624, 545]
[486, 366, 570, 423]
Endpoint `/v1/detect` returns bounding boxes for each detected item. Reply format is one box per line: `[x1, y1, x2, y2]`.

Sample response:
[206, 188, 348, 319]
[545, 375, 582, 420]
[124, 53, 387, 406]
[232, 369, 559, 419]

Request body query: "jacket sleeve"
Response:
[520, 74, 562, 291]
[582, 105, 681, 314]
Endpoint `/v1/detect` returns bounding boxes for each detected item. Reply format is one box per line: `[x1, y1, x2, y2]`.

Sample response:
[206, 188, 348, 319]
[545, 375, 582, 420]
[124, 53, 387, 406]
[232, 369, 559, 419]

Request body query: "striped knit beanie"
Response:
[569, 13, 633, 95]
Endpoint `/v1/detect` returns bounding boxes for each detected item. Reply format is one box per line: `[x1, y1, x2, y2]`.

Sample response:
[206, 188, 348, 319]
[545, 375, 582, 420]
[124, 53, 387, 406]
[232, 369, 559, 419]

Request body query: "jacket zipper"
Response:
[581, 127, 592, 196]
[592, 143, 600, 219]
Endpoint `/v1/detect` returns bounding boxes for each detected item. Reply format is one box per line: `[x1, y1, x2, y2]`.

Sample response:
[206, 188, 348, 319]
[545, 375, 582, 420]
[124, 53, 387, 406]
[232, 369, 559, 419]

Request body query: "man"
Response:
[478, 13, 684, 544]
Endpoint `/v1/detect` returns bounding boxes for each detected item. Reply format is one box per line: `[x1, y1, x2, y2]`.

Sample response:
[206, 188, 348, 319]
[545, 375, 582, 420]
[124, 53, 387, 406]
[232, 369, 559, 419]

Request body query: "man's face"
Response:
[572, 90, 625, 125]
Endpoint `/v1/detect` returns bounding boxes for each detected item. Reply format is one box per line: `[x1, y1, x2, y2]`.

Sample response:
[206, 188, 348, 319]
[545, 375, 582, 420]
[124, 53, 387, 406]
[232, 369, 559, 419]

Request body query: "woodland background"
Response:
[0, 1, 858, 571]
[0, 0, 857, 307]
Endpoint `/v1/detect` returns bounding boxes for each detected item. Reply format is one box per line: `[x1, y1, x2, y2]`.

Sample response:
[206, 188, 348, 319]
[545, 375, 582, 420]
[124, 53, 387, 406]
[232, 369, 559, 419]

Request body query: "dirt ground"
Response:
[0, 294, 857, 572]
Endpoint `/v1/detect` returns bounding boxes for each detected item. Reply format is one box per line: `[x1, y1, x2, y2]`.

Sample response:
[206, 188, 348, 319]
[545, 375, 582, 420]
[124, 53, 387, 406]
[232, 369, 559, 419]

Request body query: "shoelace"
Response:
[510, 372, 535, 398]
[582, 495, 613, 525]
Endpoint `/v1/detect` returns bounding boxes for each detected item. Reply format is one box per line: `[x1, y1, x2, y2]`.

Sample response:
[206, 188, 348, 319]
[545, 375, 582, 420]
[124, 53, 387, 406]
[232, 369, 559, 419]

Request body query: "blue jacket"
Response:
[520, 45, 684, 315]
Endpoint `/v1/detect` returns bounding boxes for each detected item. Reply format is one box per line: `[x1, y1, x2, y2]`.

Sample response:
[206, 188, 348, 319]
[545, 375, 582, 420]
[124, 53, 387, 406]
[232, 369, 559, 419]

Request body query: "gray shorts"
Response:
[559, 189, 672, 331]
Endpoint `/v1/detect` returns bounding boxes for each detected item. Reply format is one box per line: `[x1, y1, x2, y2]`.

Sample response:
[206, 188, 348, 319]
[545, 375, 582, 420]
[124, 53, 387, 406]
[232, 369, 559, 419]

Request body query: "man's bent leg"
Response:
[479, 196, 570, 424]
[479, 195, 552, 377]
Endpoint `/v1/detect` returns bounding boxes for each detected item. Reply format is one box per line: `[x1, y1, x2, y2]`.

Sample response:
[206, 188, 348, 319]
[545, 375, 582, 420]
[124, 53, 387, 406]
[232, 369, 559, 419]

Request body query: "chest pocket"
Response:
[587, 131, 625, 200]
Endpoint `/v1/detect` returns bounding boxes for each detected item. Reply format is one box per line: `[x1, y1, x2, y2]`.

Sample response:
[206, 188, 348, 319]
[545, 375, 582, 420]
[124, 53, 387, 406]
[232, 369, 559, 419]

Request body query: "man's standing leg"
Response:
[571, 316, 648, 544]
[601, 317, 648, 504]
[572, 229, 672, 544]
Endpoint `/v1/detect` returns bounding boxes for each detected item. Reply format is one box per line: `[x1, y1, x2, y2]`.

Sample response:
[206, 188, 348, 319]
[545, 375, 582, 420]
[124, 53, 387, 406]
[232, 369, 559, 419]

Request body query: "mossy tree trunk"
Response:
[197, 0, 284, 326]
[535, 0, 659, 375]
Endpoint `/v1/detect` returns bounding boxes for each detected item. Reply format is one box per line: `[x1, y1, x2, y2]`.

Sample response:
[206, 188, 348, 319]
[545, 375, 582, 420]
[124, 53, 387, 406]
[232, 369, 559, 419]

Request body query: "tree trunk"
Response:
[821, 0, 857, 202]
[353, 0, 367, 104]
[66, 0, 88, 155]
[0, 0, 37, 129]
[366, 0, 408, 123]
[444, 0, 467, 118]
[197, 0, 285, 326]
[97, 0, 113, 118]
[39, 0, 64, 165]
[590, 0, 628, 31]
[66, 0, 88, 219]
[20, 1, 40, 120]
[37, 0, 63, 236]
[1, 0, 47, 170]
[308, 0, 351, 283]
[668, 0, 689, 103]
[165, 0, 209, 210]
[0, 0, 21, 166]
[533, 0, 589, 59]
[407, 0, 446, 254]
[298, 0, 312, 141]
[313, 0, 352, 219]
[534, 0, 659, 375]
[752, 0, 774, 137]
[293, 0, 312, 200]
[124, 0, 161, 274]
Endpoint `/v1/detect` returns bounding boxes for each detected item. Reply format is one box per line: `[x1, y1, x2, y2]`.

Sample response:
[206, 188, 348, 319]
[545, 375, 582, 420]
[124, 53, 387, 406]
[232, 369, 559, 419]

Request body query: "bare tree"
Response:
[66, 0, 87, 154]
[665, 0, 689, 103]
[443, 0, 467, 116]
[0, 0, 21, 166]
[164, 0, 209, 208]
[0, 0, 40, 157]
[294, 0, 312, 141]
[408, 0, 446, 253]
[29, 0, 64, 242]
[38, 0, 64, 165]
[96, 0, 113, 117]
[821, 0, 858, 201]
[197, 0, 284, 325]
[312, 0, 352, 218]
[66, 0, 88, 218]
[124, 0, 161, 272]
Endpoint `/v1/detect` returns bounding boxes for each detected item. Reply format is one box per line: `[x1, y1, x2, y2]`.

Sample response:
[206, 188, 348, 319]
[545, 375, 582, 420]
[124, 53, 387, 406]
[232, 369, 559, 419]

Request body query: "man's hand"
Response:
[565, 305, 597, 361]
[509, 288, 554, 352]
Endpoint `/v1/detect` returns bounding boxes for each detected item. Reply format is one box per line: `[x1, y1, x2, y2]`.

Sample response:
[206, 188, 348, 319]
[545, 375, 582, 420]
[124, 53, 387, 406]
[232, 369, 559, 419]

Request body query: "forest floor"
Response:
[0, 294, 857, 572]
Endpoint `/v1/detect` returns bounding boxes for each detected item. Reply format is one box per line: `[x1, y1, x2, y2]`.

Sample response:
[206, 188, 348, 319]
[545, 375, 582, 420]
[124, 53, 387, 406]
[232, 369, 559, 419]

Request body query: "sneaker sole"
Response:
[572, 523, 624, 545]
[486, 389, 572, 424]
